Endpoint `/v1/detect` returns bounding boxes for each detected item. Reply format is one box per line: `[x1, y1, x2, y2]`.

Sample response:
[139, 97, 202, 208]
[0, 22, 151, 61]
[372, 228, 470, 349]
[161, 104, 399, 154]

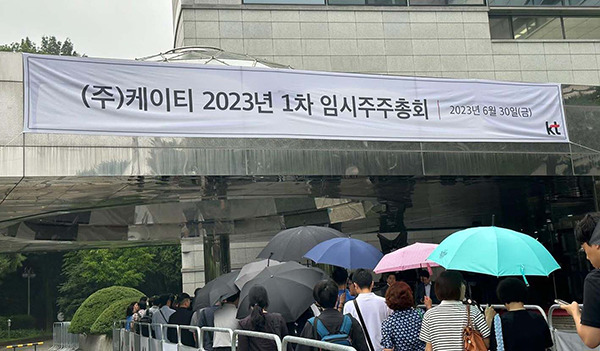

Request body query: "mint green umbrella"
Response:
[427, 226, 560, 285]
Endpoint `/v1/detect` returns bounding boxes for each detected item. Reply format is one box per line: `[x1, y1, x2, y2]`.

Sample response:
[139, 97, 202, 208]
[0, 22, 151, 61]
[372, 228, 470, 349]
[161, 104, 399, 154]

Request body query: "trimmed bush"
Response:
[0, 315, 36, 330]
[69, 286, 143, 334]
[90, 298, 136, 335]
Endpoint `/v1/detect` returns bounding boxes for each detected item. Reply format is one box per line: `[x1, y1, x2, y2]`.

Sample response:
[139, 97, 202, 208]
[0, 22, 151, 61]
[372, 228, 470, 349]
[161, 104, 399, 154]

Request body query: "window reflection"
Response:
[564, 17, 600, 39]
[512, 16, 563, 39]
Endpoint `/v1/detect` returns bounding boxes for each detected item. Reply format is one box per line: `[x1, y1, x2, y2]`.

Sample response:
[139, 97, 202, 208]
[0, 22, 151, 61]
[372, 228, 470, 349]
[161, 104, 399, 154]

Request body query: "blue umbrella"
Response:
[304, 237, 383, 269]
[427, 226, 560, 285]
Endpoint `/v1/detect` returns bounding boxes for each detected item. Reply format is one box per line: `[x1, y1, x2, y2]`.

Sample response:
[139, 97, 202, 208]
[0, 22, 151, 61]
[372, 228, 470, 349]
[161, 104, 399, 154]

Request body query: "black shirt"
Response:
[489, 310, 553, 351]
[295, 309, 369, 351]
[167, 307, 195, 347]
[238, 312, 292, 351]
[582, 269, 600, 328]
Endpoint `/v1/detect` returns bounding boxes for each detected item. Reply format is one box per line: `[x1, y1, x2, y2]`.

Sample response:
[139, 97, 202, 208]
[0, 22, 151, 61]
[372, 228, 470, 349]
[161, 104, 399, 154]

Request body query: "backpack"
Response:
[308, 314, 353, 346]
[138, 309, 154, 337]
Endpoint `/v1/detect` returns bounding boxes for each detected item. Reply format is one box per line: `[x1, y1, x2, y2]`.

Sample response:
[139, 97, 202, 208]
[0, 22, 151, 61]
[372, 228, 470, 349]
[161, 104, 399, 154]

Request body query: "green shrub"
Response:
[0, 315, 36, 330]
[0, 329, 47, 342]
[69, 286, 143, 334]
[90, 298, 137, 335]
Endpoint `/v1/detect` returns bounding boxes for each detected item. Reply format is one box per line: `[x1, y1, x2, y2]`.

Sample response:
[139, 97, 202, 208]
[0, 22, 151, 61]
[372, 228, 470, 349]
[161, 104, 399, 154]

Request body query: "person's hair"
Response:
[126, 302, 136, 317]
[225, 292, 240, 303]
[352, 269, 373, 289]
[385, 282, 414, 311]
[419, 270, 430, 279]
[313, 279, 339, 309]
[248, 286, 269, 331]
[575, 213, 600, 245]
[497, 278, 528, 304]
[150, 296, 159, 306]
[435, 270, 463, 301]
[158, 294, 173, 307]
[177, 293, 191, 305]
[138, 300, 147, 310]
[332, 267, 349, 286]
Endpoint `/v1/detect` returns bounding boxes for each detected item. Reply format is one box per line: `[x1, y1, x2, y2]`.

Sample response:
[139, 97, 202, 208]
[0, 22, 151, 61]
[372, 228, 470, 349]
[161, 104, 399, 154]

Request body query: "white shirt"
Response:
[213, 304, 238, 348]
[343, 292, 391, 351]
[425, 283, 432, 298]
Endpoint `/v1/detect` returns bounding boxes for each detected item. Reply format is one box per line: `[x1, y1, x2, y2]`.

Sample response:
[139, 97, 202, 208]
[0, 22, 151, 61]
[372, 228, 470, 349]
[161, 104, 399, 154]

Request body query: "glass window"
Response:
[512, 16, 563, 39]
[328, 0, 407, 4]
[566, 0, 600, 5]
[490, 16, 513, 39]
[244, 0, 324, 3]
[410, 0, 484, 4]
[564, 17, 600, 39]
[489, 0, 562, 5]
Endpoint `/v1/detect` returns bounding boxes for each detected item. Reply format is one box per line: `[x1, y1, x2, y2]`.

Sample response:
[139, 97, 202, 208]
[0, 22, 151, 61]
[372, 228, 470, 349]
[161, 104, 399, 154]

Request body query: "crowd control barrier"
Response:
[232, 329, 283, 351]
[489, 304, 548, 321]
[549, 304, 600, 351]
[50, 322, 79, 351]
[114, 322, 360, 351]
[198, 327, 233, 351]
[282, 336, 357, 351]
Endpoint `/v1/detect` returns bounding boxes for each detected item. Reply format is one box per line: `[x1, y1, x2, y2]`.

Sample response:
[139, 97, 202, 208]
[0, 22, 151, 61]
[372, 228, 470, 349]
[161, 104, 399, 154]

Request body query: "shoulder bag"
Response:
[463, 304, 487, 351]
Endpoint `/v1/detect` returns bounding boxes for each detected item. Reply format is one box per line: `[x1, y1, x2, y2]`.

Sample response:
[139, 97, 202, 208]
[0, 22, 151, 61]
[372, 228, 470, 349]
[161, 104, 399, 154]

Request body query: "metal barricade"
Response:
[489, 304, 548, 322]
[160, 324, 180, 351]
[232, 329, 282, 351]
[548, 304, 600, 351]
[178, 326, 201, 351]
[282, 336, 357, 351]
[200, 327, 234, 351]
[49, 321, 79, 351]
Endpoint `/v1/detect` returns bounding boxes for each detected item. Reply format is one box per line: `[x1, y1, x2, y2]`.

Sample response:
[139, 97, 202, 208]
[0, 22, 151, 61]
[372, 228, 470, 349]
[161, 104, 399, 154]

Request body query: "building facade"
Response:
[173, 0, 600, 85]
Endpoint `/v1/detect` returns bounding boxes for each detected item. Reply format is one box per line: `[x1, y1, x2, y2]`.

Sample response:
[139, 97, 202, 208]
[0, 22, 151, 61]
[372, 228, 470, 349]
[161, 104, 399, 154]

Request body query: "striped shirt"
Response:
[419, 301, 490, 351]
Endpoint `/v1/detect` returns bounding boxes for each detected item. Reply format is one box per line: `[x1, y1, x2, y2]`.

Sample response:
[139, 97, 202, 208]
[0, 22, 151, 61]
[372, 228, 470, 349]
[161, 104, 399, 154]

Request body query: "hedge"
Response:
[69, 286, 143, 334]
[90, 298, 137, 335]
[0, 315, 36, 330]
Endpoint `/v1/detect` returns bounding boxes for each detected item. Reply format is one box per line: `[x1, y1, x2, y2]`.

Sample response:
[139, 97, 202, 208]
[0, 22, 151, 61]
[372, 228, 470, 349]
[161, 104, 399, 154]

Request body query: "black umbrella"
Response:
[193, 270, 240, 311]
[257, 226, 346, 262]
[236, 261, 327, 322]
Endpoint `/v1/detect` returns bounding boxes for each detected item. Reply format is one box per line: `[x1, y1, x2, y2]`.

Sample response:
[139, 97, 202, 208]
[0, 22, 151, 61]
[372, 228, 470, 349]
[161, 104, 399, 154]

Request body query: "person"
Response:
[348, 273, 358, 298]
[167, 293, 195, 347]
[561, 213, 600, 348]
[415, 270, 440, 305]
[296, 279, 368, 351]
[377, 273, 398, 298]
[332, 267, 354, 312]
[343, 269, 391, 351]
[125, 302, 138, 331]
[192, 304, 219, 351]
[381, 282, 425, 351]
[134, 297, 148, 323]
[419, 270, 490, 351]
[147, 296, 159, 318]
[238, 285, 292, 351]
[152, 294, 176, 340]
[484, 278, 552, 351]
[213, 293, 240, 351]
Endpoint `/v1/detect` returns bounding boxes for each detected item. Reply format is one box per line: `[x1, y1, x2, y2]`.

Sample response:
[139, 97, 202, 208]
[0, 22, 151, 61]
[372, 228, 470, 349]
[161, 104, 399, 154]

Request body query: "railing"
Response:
[489, 304, 548, 322]
[50, 322, 79, 351]
[111, 323, 362, 351]
[283, 335, 357, 351]
[232, 329, 283, 351]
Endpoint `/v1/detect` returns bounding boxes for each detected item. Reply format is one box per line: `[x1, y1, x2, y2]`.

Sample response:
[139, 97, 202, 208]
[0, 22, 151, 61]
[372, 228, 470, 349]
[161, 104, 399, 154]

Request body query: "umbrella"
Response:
[427, 226, 560, 285]
[303, 237, 383, 270]
[257, 226, 347, 262]
[193, 270, 240, 310]
[374, 242, 440, 274]
[234, 259, 282, 290]
[236, 261, 326, 322]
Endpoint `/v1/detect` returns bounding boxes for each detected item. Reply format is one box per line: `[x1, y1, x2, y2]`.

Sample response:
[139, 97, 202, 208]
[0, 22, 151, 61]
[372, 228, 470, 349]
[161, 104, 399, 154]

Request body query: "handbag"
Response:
[463, 304, 487, 351]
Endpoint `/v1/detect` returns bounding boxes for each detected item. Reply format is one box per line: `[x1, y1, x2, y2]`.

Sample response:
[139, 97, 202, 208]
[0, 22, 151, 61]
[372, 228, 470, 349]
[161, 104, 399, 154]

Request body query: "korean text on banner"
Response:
[23, 54, 568, 143]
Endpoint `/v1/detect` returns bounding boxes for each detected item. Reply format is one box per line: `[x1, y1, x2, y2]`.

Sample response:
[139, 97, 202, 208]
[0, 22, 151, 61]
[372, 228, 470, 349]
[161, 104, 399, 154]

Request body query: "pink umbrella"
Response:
[374, 242, 440, 274]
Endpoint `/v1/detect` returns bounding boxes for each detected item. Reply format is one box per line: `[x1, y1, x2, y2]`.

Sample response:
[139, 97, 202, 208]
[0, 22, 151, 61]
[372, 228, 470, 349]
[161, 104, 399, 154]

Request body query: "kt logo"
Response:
[546, 121, 561, 136]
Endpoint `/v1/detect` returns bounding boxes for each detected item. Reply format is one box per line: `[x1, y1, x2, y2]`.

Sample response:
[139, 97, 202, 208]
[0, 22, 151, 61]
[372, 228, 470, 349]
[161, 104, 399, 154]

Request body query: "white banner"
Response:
[23, 54, 568, 142]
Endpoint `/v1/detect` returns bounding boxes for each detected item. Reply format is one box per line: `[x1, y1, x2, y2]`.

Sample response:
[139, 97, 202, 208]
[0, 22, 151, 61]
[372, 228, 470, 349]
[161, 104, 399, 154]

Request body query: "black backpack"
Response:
[138, 310, 153, 337]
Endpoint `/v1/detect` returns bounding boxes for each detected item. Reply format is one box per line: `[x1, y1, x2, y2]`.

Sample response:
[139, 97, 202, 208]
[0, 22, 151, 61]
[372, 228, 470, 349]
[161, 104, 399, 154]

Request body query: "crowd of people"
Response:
[120, 211, 600, 351]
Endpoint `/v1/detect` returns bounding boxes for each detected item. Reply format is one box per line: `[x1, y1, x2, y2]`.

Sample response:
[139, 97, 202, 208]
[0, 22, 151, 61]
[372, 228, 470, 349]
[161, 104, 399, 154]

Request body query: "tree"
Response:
[0, 36, 80, 56]
[0, 254, 25, 282]
[57, 246, 182, 318]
